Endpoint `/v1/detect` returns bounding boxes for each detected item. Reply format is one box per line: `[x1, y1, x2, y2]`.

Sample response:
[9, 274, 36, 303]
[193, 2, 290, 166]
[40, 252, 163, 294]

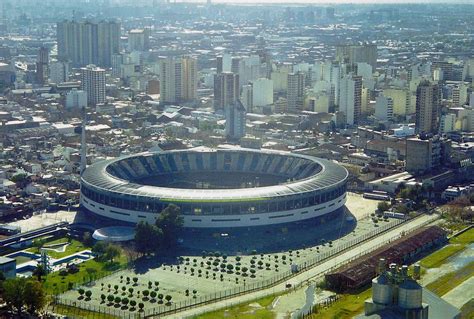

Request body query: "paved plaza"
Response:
[6, 210, 77, 232]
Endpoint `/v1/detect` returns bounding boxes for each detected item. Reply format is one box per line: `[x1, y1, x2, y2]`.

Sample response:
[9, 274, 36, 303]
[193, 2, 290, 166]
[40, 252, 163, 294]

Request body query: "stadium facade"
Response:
[80, 148, 348, 228]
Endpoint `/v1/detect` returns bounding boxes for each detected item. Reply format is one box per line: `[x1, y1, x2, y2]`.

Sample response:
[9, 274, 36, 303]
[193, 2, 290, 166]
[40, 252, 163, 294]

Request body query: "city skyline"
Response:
[0, 1, 472, 318]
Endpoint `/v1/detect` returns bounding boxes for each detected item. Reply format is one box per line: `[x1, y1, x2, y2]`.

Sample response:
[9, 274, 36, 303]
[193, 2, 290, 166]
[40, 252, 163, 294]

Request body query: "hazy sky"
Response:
[187, 0, 472, 3]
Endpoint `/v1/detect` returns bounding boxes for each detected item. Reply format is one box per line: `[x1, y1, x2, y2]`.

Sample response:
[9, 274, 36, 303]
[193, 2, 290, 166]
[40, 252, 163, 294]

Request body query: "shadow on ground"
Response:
[73, 207, 357, 267]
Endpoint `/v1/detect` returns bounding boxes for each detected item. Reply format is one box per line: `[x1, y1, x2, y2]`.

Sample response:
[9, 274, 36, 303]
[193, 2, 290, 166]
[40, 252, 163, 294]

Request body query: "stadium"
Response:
[80, 148, 348, 228]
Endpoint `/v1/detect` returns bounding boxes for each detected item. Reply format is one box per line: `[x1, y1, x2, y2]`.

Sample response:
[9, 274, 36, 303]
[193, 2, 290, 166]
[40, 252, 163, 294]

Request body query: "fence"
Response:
[54, 214, 436, 318]
[48, 263, 130, 296]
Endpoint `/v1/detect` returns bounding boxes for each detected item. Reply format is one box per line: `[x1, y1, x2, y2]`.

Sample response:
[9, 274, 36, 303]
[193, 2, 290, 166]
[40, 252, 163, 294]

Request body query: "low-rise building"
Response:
[0, 256, 16, 278]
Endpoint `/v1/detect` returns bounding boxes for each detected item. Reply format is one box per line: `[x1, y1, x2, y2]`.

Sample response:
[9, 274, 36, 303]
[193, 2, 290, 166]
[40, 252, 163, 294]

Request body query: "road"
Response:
[291, 283, 315, 319]
[161, 214, 439, 319]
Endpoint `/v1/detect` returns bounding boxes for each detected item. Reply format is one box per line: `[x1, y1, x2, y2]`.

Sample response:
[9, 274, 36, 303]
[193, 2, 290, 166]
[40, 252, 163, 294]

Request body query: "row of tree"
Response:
[135, 204, 184, 255]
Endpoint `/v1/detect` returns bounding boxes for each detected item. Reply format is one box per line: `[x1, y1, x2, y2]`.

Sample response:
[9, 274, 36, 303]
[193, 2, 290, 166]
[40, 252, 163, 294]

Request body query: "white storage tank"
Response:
[372, 273, 392, 305]
[398, 279, 422, 309]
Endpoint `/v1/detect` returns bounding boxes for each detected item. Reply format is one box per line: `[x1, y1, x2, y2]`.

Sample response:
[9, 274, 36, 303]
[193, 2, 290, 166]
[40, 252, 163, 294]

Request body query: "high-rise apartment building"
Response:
[462, 58, 474, 81]
[239, 78, 273, 113]
[335, 44, 377, 70]
[287, 72, 305, 113]
[36, 47, 49, 85]
[318, 61, 342, 107]
[339, 74, 362, 126]
[374, 94, 394, 122]
[214, 72, 239, 111]
[451, 83, 468, 107]
[225, 100, 246, 141]
[80, 65, 106, 106]
[440, 114, 456, 133]
[159, 56, 198, 104]
[252, 78, 273, 108]
[217, 54, 232, 73]
[406, 136, 450, 175]
[57, 20, 120, 67]
[432, 61, 454, 81]
[66, 88, 88, 109]
[111, 53, 124, 78]
[49, 61, 69, 84]
[128, 29, 150, 52]
[383, 87, 410, 116]
[415, 81, 440, 134]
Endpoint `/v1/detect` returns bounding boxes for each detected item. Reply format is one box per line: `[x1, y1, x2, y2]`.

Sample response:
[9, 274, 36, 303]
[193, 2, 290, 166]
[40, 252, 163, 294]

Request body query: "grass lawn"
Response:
[426, 261, 474, 296]
[419, 245, 466, 268]
[29, 238, 88, 259]
[13, 255, 34, 265]
[43, 253, 128, 295]
[196, 293, 279, 319]
[51, 303, 119, 319]
[450, 228, 474, 245]
[307, 288, 372, 319]
[419, 228, 474, 269]
[460, 299, 474, 319]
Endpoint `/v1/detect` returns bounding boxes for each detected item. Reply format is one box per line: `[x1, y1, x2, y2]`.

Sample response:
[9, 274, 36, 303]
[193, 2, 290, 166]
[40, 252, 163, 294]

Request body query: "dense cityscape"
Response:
[0, 1, 473, 318]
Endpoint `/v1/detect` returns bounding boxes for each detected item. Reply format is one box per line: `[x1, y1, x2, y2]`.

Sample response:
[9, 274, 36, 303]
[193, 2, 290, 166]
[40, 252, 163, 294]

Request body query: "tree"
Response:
[3, 278, 46, 315]
[92, 241, 108, 258]
[82, 231, 94, 247]
[78, 288, 85, 298]
[104, 244, 121, 263]
[135, 221, 163, 255]
[150, 291, 157, 301]
[32, 264, 47, 282]
[115, 297, 121, 305]
[377, 201, 390, 213]
[155, 204, 184, 248]
[461, 207, 474, 222]
[138, 302, 145, 311]
[101, 294, 106, 303]
[395, 204, 410, 215]
[86, 267, 97, 280]
[158, 293, 164, 303]
[2, 278, 26, 314]
[130, 300, 137, 309]
[165, 295, 172, 305]
[24, 280, 47, 315]
[107, 294, 114, 303]
[85, 290, 92, 300]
